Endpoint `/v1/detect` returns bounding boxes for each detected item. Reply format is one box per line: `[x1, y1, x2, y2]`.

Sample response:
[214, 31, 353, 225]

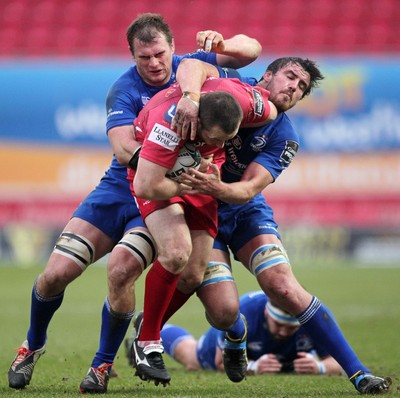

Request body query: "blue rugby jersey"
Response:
[222, 113, 299, 185]
[105, 52, 219, 178]
[72, 51, 225, 241]
[197, 291, 329, 370]
[240, 291, 329, 366]
[214, 79, 300, 251]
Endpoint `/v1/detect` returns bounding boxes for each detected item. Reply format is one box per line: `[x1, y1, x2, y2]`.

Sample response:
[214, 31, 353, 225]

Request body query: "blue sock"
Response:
[297, 296, 370, 377]
[225, 312, 247, 343]
[161, 324, 193, 358]
[92, 297, 134, 368]
[27, 279, 64, 350]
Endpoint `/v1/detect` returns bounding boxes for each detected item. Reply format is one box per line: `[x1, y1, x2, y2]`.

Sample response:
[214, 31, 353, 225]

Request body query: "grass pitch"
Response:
[0, 260, 399, 397]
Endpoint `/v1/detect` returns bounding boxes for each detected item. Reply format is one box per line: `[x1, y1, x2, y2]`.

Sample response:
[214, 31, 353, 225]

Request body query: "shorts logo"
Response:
[280, 140, 299, 167]
[252, 88, 265, 116]
[148, 123, 180, 151]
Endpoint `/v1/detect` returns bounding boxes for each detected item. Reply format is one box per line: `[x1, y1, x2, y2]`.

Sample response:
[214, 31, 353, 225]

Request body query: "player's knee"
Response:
[259, 264, 294, 301]
[108, 253, 143, 289]
[206, 304, 238, 330]
[198, 262, 238, 328]
[209, 294, 239, 329]
[179, 272, 203, 293]
[216, 307, 238, 330]
[158, 244, 192, 273]
[38, 263, 79, 295]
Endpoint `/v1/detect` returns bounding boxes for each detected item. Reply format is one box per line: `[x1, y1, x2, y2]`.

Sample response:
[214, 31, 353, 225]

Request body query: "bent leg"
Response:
[139, 205, 192, 343]
[29, 218, 114, 349]
[236, 234, 370, 378]
[161, 324, 201, 371]
[162, 229, 215, 325]
[197, 249, 240, 331]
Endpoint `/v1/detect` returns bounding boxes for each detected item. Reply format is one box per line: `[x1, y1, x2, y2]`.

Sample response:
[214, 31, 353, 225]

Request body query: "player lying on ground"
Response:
[156, 290, 344, 376]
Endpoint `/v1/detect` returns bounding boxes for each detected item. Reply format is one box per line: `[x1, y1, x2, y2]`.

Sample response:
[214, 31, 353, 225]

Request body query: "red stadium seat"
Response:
[0, 0, 399, 56]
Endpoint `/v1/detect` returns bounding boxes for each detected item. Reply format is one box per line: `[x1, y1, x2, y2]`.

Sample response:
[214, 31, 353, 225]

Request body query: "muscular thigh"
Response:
[144, 204, 191, 255]
[38, 218, 115, 295]
[178, 230, 214, 292]
[236, 234, 312, 313]
[46, 218, 114, 274]
[197, 248, 240, 329]
[61, 217, 115, 260]
[72, 172, 140, 242]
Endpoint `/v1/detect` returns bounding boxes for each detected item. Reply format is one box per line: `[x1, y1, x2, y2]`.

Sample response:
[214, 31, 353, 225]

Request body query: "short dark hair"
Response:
[199, 92, 243, 134]
[266, 57, 324, 97]
[126, 13, 173, 56]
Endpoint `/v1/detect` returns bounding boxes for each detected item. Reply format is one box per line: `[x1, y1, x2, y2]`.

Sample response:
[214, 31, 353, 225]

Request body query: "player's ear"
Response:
[262, 70, 273, 84]
[171, 38, 175, 54]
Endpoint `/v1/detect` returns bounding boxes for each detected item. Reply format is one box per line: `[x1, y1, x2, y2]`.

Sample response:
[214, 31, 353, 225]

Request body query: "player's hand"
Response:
[248, 354, 282, 374]
[176, 182, 192, 196]
[171, 96, 199, 140]
[178, 163, 221, 196]
[198, 154, 214, 173]
[293, 352, 321, 374]
[196, 30, 225, 53]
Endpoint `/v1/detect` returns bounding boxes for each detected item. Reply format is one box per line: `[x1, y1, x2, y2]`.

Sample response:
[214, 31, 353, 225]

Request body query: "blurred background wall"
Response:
[0, 0, 399, 266]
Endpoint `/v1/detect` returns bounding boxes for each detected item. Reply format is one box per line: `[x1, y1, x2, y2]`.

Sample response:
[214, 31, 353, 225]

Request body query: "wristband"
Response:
[317, 361, 326, 375]
[182, 91, 200, 106]
[128, 146, 142, 170]
[247, 360, 257, 374]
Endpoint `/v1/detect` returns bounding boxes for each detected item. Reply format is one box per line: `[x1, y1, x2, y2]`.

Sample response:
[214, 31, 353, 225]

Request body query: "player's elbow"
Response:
[231, 186, 257, 205]
[134, 178, 156, 200]
[233, 195, 253, 205]
[235, 35, 262, 64]
[248, 37, 262, 60]
[114, 150, 129, 167]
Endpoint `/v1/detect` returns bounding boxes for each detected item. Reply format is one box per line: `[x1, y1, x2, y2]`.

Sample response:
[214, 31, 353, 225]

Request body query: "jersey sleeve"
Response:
[252, 118, 299, 181]
[208, 78, 272, 126]
[238, 76, 258, 86]
[105, 74, 141, 133]
[218, 67, 242, 79]
[181, 50, 218, 64]
[239, 85, 272, 126]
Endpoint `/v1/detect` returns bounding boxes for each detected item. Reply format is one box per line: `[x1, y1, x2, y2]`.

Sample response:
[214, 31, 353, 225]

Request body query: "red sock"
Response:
[140, 260, 181, 342]
[161, 289, 193, 327]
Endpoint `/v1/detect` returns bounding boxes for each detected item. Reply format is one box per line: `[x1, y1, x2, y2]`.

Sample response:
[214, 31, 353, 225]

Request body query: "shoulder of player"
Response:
[178, 50, 217, 63]
[107, 66, 146, 102]
[270, 113, 299, 139]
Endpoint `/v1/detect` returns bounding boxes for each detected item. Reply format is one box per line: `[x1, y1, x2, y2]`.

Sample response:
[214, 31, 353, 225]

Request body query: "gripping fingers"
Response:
[197, 30, 223, 53]
[204, 39, 213, 53]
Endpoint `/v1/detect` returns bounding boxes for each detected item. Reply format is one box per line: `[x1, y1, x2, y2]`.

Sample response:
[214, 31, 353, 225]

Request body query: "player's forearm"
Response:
[176, 59, 219, 96]
[211, 181, 257, 204]
[135, 179, 182, 200]
[108, 125, 140, 167]
[216, 34, 262, 68]
[320, 357, 344, 376]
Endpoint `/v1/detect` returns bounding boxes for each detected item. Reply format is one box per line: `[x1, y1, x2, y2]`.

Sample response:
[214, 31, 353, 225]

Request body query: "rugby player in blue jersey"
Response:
[7, 13, 262, 394]
[161, 57, 392, 394]
[161, 290, 343, 376]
